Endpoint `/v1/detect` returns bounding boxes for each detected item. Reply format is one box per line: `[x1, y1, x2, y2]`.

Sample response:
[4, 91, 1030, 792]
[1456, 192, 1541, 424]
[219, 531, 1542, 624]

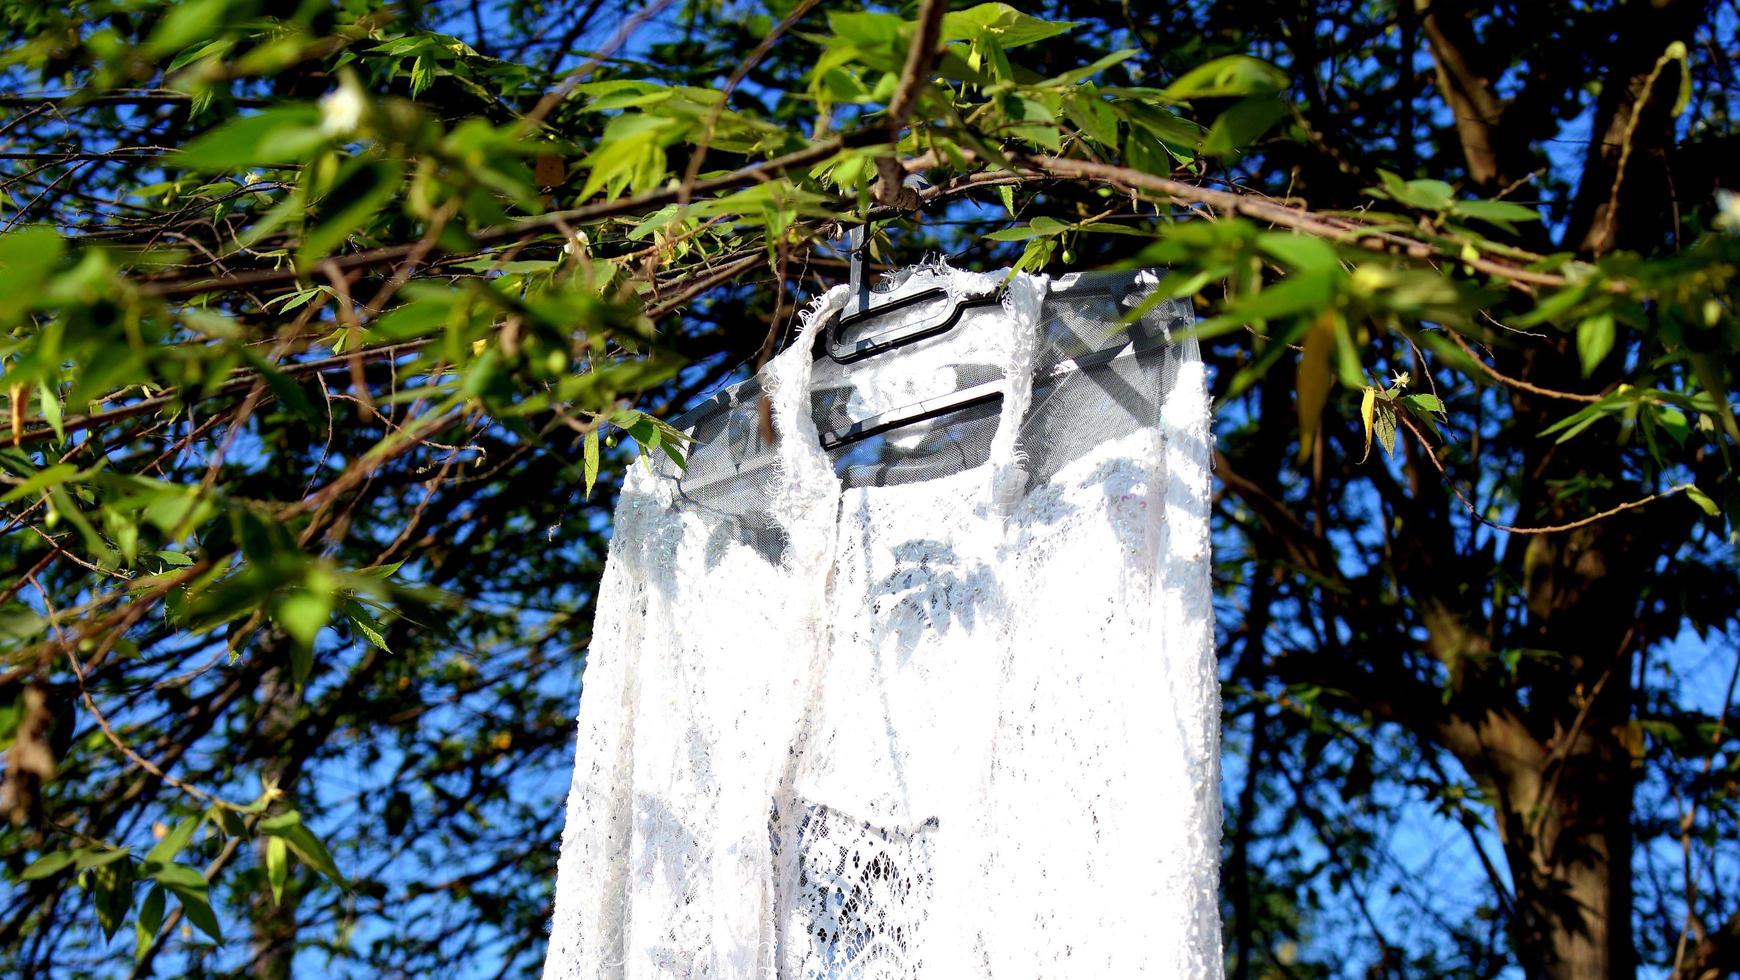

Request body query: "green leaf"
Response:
[1117, 102, 1204, 157]
[208, 806, 248, 838]
[0, 463, 79, 503]
[1048, 48, 1139, 87]
[266, 835, 289, 905]
[1256, 232, 1340, 273]
[1451, 199, 1540, 226]
[1228, 270, 1337, 321]
[300, 158, 403, 266]
[170, 106, 326, 171]
[1686, 485, 1719, 517]
[91, 858, 135, 940]
[1576, 312, 1615, 376]
[1655, 406, 1690, 445]
[36, 381, 63, 442]
[1542, 397, 1622, 444]
[583, 427, 600, 499]
[1063, 89, 1119, 149]
[1331, 315, 1364, 390]
[1400, 393, 1447, 417]
[260, 810, 346, 886]
[1375, 401, 1398, 458]
[1368, 170, 1454, 211]
[275, 589, 333, 683]
[0, 227, 66, 318]
[134, 884, 166, 963]
[1202, 95, 1288, 158]
[940, 4, 1079, 48]
[145, 0, 232, 56]
[1160, 55, 1289, 100]
[148, 861, 207, 890]
[144, 817, 200, 869]
[341, 598, 390, 652]
[73, 846, 132, 870]
[20, 850, 76, 880]
[165, 880, 222, 943]
[579, 116, 674, 201]
[984, 215, 1069, 241]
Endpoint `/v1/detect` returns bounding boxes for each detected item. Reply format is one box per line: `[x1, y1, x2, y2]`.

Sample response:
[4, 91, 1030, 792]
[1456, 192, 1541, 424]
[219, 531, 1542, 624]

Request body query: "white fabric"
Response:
[544, 267, 1221, 979]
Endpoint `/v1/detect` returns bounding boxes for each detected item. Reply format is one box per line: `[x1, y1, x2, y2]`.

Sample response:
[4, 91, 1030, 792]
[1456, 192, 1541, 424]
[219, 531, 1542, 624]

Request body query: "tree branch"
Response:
[885, 0, 948, 135]
[1415, 0, 1509, 185]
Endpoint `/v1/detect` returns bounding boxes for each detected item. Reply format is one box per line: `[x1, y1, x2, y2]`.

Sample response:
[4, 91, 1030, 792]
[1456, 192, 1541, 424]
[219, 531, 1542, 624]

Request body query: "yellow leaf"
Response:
[1359, 386, 1376, 462]
[1295, 311, 1336, 463]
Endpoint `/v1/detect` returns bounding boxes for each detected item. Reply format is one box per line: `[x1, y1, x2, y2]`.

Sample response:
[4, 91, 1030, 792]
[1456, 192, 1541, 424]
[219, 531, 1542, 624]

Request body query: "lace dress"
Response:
[544, 266, 1221, 980]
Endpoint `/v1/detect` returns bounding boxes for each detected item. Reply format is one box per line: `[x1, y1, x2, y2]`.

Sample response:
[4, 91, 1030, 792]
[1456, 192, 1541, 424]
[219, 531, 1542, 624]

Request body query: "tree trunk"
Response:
[1499, 734, 1634, 979]
[1435, 703, 1632, 979]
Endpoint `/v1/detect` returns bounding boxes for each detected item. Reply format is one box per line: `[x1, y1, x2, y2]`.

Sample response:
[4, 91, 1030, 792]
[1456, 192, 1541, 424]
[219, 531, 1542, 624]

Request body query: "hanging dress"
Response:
[544, 265, 1221, 980]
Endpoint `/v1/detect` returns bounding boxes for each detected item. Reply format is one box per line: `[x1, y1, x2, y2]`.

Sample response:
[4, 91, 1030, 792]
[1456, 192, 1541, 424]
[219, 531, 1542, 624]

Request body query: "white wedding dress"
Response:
[544, 265, 1221, 979]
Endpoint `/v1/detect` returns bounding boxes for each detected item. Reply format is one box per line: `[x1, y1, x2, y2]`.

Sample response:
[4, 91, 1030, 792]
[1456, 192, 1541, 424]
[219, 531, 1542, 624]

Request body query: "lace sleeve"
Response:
[543, 477, 656, 980]
[1153, 354, 1223, 976]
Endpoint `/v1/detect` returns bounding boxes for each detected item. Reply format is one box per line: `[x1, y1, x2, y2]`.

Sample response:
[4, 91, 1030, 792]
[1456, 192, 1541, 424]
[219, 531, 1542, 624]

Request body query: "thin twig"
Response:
[676, 0, 824, 206]
[1395, 408, 1695, 535]
[517, 0, 677, 132]
[1443, 328, 1603, 403]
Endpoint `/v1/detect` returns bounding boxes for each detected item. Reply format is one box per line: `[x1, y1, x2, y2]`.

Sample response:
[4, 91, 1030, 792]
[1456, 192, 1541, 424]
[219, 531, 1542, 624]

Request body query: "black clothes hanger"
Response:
[672, 271, 1170, 442]
[818, 221, 1005, 365]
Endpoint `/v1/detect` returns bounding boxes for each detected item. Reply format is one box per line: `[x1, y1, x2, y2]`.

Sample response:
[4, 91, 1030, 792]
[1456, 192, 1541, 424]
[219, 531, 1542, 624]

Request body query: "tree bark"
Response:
[1567, 0, 1712, 254]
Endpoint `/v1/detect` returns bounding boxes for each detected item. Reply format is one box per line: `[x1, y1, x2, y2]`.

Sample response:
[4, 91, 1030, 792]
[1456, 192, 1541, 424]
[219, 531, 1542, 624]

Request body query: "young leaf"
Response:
[299, 158, 403, 266]
[144, 817, 200, 870]
[167, 882, 222, 943]
[1686, 485, 1720, 517]
[583, 427, 600, 499]
[74, 846, 132, 870]
[1452, 199, 1541, 227]
[1359, 386, 1377, 463]
[1160, 55, 1288, 100]
[0, 464, 80, 504]
[275, 590, 333, 671]
[266, 835, 289, 905]
[1202, 95, 1288, 158]
[171, 106, 326, 171]
[20, 850, 75, 880]
[260, 810, 346, 886]
[1257, 232, 1340, 273]
[940, 4, 1079, 48]
[341, 598, 391, 653]
[134, 884, 166, 964]
[150, 863, 220, 939]
[0, 227, 65, 318]
[91, 859, 135, 941]
[1577, 313, 1616, 376]
[1400, 393, 1447, 417]
[1375, 402, 1398, 458]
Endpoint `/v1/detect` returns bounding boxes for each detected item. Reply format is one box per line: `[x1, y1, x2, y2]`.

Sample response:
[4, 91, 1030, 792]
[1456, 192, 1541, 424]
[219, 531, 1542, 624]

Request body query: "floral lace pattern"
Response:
[544, 267, 1221, 980]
